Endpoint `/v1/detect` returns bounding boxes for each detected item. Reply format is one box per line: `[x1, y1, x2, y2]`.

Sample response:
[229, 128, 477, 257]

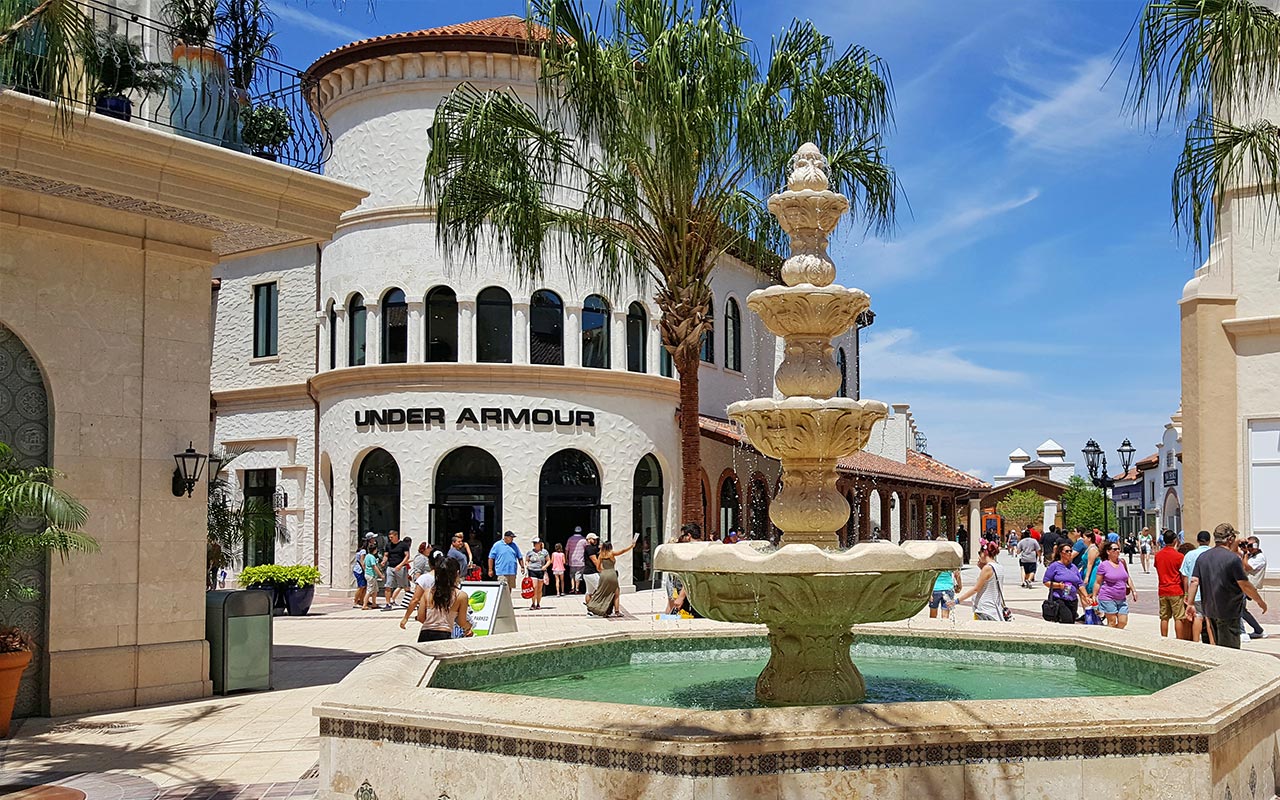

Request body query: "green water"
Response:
[479, 654, 1149, 710]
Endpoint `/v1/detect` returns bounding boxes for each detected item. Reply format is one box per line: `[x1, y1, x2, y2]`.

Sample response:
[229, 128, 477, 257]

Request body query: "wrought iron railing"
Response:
[0, 0, 331, 173]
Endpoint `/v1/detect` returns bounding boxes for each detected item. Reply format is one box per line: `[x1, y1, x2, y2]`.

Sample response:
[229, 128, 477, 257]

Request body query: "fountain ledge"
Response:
[315, 620, 1280, 799]
[652, 540, 959, 574]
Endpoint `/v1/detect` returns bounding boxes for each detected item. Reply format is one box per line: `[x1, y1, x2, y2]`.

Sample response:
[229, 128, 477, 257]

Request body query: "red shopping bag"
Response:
[520, 577, 535, 599]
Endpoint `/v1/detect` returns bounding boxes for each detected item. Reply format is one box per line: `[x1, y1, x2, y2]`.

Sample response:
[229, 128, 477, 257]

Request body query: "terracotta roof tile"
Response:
[699, 415, 988, 491]
[308, 16, 551, 80]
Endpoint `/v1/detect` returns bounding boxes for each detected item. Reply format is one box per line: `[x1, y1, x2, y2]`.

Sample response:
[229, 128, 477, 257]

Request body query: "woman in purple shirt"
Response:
[1094, 542, 1137, 628]
[1043, 543, 1089, 624]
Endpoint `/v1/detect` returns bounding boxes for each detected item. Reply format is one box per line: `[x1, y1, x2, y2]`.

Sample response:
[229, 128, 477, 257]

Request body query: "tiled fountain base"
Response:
[315, 620, 1280, 800]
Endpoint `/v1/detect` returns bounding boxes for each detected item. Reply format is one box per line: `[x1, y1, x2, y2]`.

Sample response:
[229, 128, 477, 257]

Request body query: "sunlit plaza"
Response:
[1, 1, 1279, 798]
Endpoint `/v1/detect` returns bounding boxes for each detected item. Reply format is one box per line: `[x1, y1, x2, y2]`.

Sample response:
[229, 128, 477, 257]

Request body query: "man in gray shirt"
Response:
[1188, 523, 1269, 649]
[1016, 533, 1042, 588]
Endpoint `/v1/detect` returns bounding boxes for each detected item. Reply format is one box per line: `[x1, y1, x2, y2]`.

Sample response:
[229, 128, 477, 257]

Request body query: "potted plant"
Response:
[206, 449, 283, 590]
[238, 565, 320, 616]
[239, 104, 292, 160]
[85, 29, 179, 121]
[218, 0, 276, 148]
[161, 0, 230, 143]
[0, 441, 96, 737]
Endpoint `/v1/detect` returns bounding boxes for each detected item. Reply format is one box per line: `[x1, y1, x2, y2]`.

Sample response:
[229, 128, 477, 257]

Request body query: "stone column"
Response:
[513, 301, 530, 363]
[458, 297, 477, 363]
[1042, 499, 1059, 533]
[315, 310, 329, 372]
[366, 302, 380, 364]
[564, 304, 582, 367]
[611, 309, 627, 370]
[333, 306, 347, 368]
[889, 491, 901, 543]
[968, 498, 982, 564]
[859, 491, 872, 542]
[406, 300, 425, 362]
[649, 317, 662, 374]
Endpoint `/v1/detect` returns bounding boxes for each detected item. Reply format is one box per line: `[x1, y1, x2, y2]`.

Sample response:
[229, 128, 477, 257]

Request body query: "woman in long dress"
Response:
[586, 536, 638, 617]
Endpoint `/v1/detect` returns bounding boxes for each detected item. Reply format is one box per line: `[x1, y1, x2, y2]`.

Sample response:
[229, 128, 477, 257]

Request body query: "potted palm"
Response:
[85, 29, 179, 121]
[218, 0, 275, 148]
[206, 449, 280, 590]
[0, 441, 96, 737]
[239, 104, 292, 160]
[161, 0, 230, 143]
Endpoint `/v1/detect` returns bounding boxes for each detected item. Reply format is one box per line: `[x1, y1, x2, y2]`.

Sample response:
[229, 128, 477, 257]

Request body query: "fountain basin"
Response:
[746, 284, 870, 340]
[727, 397, 888, 460]
[316, 621, 1280, 800]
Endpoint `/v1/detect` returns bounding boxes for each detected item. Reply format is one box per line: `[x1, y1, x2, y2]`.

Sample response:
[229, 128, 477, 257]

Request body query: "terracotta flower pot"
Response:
[0, 650, 33, 738]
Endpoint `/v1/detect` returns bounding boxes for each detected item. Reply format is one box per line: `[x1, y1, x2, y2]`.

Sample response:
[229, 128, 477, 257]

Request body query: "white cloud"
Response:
[275, 3, 370, 43]
[991, 53, 1130, 155]
[849, 188, 1039, 284]
[860, 327, 1026, 386]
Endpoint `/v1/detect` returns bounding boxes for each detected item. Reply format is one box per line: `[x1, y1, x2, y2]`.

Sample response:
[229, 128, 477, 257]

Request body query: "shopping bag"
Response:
[520, 576, 535, 599]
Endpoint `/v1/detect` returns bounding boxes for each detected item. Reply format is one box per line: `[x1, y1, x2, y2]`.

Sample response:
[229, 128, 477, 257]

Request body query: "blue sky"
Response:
[272, 0, 1193, 481]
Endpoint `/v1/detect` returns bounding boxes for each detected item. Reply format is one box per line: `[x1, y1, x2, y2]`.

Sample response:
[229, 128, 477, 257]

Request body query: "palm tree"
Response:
[206, 449, 282, 588]
[424, 0, 898, 529]
[1126, 0, 1280, 254]
[0, 441, 96, 606]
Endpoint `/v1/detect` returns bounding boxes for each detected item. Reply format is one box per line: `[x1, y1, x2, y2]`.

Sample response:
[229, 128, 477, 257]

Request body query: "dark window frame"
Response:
[724, 297, 742, 372]
[252, 282, 278, 358]
[348, 293, 367, 366]
[425, 286, 459, 363]
[476, 286, 513, 364]
[581, 294, 611, 369]
[380, 288, 408, 364]
[626, 302, 647, 373]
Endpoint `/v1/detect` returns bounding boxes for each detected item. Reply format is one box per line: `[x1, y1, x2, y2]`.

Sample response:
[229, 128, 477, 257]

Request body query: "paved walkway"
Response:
[3, 563, 1278, 798]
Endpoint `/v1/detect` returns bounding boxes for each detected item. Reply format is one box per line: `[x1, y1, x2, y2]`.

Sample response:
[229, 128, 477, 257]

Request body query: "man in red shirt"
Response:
[1154, 529, 1188, 639]
[1029, 525, 1041, 542]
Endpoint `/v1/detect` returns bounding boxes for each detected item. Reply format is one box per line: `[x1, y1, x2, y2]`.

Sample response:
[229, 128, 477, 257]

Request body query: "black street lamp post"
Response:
[1081, 438, 1136, 535]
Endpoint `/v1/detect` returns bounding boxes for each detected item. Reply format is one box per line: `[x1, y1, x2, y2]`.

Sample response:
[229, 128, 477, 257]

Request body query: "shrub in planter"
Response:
[238, 565, 320, 615]
[239, 104, 292, 159]
[0, 442, 96, 736]
[85, 29, 179, 121]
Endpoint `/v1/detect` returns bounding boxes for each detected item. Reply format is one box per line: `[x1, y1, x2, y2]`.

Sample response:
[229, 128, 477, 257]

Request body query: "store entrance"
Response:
[538, 449, 606, 552]
[434, 447, 502, 561]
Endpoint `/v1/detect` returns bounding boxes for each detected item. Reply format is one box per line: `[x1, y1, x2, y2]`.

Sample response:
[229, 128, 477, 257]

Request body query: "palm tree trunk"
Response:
[675, 348, 704, 534]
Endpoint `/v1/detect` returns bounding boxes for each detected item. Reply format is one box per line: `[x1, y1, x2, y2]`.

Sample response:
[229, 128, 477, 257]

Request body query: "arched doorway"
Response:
[357, 448, 400, 552]
[1162, 489, 1182, 535]
[719, 473, 740, 536]
[433, 447, 502, 556]
[0, 323, 50, 719]
[539, 449, 606, 551]
[632, 455, 663, 587]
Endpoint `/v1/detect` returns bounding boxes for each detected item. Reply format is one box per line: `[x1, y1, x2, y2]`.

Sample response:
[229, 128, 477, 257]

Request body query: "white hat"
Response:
[586, 532, 599, 540]
[363, 532, 377, 540]
[532, 537, 542, 543]
[574, 526, 583, 533]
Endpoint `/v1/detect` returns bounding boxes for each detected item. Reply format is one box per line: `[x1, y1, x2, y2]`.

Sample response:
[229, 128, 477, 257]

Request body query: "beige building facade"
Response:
[1179, 104, 1280, 573]
[0, 91, 363, 715]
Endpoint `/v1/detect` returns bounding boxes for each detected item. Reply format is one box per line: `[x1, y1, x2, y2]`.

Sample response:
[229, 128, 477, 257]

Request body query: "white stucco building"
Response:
[1150, 411, 1183, 535]
[993, 440, 1076, 487]
[207, 16, 986, 592]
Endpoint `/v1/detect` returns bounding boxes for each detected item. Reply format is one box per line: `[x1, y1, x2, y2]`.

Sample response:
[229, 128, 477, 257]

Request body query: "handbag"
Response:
[1041, 592, 1063, 622]
[991, 566, 1014, 622]
[520, 576, 534, 599]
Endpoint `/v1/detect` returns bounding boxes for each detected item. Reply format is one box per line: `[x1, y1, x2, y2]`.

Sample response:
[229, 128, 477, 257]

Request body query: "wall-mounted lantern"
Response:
[172, 442, 208, 498]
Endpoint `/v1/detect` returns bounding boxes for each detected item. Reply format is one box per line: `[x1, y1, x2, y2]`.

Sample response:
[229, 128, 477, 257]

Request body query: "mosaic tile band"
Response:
[318, 717, 1211, 776]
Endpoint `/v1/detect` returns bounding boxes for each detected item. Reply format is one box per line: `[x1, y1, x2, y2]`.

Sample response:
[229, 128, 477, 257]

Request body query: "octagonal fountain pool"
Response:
[317, 621, 1280, 800]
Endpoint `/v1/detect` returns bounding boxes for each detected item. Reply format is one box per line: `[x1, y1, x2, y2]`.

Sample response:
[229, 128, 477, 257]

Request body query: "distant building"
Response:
[1152, 411, 1183, 535]
[993, 439, 1076, 486]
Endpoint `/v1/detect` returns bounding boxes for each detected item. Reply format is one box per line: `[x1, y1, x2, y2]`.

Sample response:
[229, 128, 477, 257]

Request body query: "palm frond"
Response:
[1126, 0, 1280, 126]
[0, 0, 95, 129]
[1173, 115, 1280, 251]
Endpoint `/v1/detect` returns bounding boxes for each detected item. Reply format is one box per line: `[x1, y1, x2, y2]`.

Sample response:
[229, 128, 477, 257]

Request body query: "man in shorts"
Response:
[1016, 531, 1041, 588]
[381, 530, 412, 610]
[1154, 529, 1188, 639]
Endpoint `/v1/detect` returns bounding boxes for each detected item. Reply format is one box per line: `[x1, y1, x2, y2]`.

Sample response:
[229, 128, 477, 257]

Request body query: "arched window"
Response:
[357, 448, 400, 545]
[327, 301, 337, 370]
[719, 474, 740, 536]
[380, 288, 407, 364]
[700, 302, 715, 363]
[348, 293, 366, 366]
[434, 446, 502, 551]
[626, 302, 647, 373]
[724, 298, 742, 372]
[425, 286, 458, 362]
[660, 344, 673, 377]
[632, 455, 663, 587]
[581, 294, 611, 369]
[837, 347, 848, 398]
[530, 290, 564, 365]
[476, 286, 512, 363]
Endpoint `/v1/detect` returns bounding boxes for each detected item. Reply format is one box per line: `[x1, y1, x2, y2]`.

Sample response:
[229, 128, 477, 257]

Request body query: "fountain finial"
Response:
[787, 142, 830, 192]
[769, 143, 850, 288]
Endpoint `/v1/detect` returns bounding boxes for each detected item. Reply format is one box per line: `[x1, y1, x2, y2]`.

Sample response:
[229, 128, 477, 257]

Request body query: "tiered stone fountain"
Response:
[654, 143, 960, 706]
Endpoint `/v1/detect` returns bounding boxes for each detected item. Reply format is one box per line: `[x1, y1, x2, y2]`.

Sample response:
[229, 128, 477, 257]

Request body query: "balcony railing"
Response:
[0, 0, 331, 173]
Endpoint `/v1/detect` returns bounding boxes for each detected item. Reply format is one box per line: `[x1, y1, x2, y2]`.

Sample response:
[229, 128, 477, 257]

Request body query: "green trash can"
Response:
[206, 589, 273, 695]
